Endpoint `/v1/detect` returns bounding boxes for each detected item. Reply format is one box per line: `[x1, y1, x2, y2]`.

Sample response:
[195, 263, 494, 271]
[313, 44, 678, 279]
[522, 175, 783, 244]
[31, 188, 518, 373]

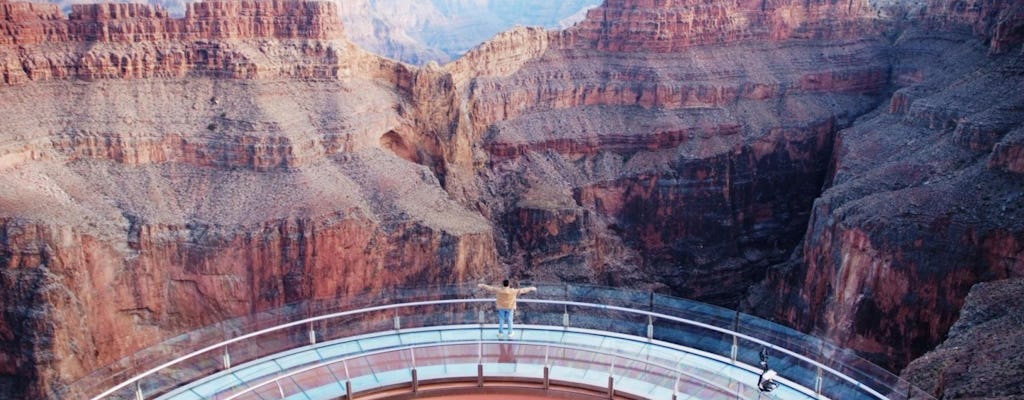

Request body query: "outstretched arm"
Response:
[478, 283, 498, 292]
[519, 286, 537, 294]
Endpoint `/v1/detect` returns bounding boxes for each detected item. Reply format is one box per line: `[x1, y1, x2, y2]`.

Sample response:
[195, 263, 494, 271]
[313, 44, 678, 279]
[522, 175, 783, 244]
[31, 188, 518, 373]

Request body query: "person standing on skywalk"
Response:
[477, 280, 537, 338]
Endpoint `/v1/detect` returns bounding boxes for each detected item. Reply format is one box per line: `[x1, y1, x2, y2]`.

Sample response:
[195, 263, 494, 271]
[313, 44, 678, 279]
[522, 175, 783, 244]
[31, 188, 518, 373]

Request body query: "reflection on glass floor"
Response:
[159, 325, 819, 400]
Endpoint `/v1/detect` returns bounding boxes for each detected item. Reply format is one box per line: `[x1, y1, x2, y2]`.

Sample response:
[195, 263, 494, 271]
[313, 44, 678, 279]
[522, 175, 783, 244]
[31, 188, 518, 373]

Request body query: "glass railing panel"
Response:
[652, 317, 733, 360]
[315, 314, 392, 344]
[734, 336, 818, 394]
[516, 305, 565, 328]
[65, 284, 935, 400]
[564, 283, 652, 310]
[139, 347, 224, 399]
[652, 293, 736, 328]
[225, 325, 306, 372]
[612, 357, 675, 391]
[230, 381, 290, 400]
[564, 312, 647, 337]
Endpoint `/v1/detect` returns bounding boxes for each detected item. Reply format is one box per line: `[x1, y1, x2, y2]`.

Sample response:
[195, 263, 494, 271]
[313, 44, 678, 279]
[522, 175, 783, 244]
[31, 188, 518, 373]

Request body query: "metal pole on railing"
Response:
[308, 322, 316, 345]
[673, 372, 680, 400]
[394, 313, 401, 331]
[134, 382, 143, 400]
[816, 365, 824, 398]
[410, 347, 419, 393]
[342, 359, 352, 400]
[477, 340, 484, 387]
[647, 314, 654, 340]
[731, 309, 740, 364]
[607, 358, 615, 400]
[544, 344, 551, 389]
[731, 334, 738, 364]
[223, 346, 231, 369]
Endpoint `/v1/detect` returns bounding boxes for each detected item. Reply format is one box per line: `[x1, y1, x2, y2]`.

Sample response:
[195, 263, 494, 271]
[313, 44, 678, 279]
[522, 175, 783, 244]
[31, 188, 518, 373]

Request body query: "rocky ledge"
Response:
[901, 278, 1024, 399]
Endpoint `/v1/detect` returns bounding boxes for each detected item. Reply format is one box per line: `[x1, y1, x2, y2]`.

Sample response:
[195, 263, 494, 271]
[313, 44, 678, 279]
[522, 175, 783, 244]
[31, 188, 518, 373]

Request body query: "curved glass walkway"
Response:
[56, 284, 934, 400]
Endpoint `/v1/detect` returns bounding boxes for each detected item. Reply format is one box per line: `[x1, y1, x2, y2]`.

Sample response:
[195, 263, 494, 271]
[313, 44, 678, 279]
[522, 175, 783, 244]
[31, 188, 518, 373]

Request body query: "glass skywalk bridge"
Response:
[59, 284, 934, 400]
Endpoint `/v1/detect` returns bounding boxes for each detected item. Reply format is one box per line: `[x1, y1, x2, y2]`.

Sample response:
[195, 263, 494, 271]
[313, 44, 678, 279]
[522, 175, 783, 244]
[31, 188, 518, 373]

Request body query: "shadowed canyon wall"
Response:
[1, 0, 1022, 399]
[752, 0, 1024, 378]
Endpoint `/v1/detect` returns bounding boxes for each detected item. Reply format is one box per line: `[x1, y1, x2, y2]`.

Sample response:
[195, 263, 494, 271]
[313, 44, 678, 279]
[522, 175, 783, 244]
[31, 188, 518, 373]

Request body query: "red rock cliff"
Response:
[0, 1, 492, 399]
[0, 0, 407, 83]
[754, 0, 1024, 372]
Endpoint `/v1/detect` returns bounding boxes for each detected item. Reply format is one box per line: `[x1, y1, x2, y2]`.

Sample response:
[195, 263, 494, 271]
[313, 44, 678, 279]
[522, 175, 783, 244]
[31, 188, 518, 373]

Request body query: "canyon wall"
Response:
[1, 0, 1023, 398]
[0, 1, 496, 399]
[754, 0, 1024, 375]
[446, 0, 892, 306]
[900, 278, 1024, 399]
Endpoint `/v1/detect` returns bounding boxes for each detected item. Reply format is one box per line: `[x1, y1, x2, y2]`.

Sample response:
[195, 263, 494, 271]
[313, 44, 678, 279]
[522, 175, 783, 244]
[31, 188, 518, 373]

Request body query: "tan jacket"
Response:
[478, 283, 537, 310]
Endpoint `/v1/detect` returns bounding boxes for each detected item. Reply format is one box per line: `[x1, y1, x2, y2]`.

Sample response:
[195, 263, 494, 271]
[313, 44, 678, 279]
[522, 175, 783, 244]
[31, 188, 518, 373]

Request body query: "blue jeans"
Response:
[497, 309, 514, 335]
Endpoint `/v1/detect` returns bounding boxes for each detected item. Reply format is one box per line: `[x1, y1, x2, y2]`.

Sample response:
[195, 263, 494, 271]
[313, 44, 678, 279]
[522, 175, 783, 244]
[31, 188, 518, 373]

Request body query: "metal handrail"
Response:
[518, 298, 887, 399]
[223, 339, 753, 400]
[85, 291, 924, 400]
[90, 298, 491, 400]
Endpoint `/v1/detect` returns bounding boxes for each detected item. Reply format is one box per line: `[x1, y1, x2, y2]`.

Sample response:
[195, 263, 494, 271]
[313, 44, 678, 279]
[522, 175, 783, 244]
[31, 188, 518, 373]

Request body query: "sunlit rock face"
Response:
[1, 0, 1023, 399]
[0, 1, 496, 398]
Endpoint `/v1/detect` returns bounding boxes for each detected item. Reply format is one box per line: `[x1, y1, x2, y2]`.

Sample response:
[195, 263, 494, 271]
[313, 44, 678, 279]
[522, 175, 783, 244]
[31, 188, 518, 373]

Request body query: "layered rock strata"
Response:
[754, 0, 1024, 371]
[450, 0, 891, 305]
[1, 0, 1023, 399]
[0, 1, 494, 399]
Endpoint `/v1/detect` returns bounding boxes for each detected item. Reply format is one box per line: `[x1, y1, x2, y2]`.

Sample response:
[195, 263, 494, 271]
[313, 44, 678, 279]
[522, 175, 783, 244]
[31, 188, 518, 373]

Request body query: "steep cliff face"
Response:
[0, 0, 413, 83]
[447, 0, 891, 304]
[755, 0, 1024, 371]
[0, 2, 496, 399]
[900, 278, 1024, 399]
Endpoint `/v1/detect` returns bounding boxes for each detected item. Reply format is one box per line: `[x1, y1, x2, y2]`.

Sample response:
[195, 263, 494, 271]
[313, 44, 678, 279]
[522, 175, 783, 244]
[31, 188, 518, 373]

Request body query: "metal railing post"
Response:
[222, 346, 231, 369]
[394, 314, 401, 331]
[562, 304, 570, 328]
[410, 346, 417, 391]
[134, 382, 143, 400]
[544, 344, 551, 389]
[308, 323, 316, 345]
[816, 365, 824, 398]
[607, 359, 615, 399]
[730, 334, 738, 364]
[647, 315, 654, 340]
[673, 372, 680, 400]
[342, 359, 352, 400]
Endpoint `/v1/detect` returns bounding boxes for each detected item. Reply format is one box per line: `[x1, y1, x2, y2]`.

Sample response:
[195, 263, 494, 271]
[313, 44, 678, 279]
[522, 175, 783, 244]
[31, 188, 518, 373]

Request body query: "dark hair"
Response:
[502, 279, 510, 287]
